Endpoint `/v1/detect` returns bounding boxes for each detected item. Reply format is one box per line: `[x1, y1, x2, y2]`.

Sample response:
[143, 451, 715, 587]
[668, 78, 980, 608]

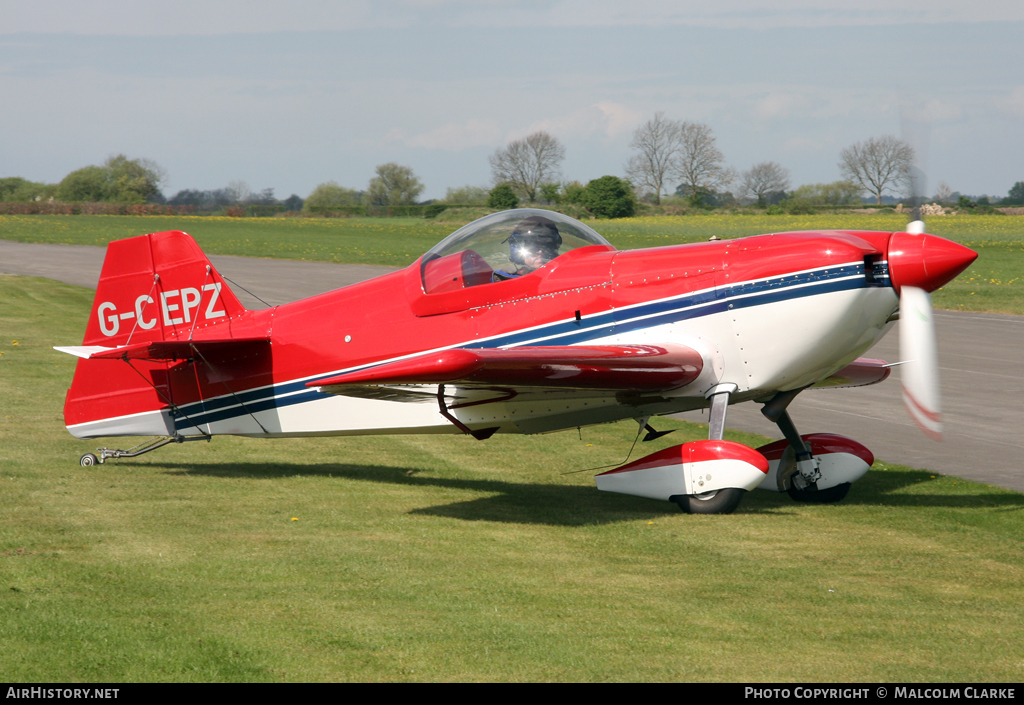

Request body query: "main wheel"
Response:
[671, 488, 745, 515]
[80, 453, 98, 467]
[787, 481, 851, 503]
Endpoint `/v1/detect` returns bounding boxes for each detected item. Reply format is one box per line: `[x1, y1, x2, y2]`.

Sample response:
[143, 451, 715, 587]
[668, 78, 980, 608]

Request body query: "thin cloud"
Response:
[509, 102, 642, 143]
[997, 87, 1024, 118]
[753, 92, 811, 120]
[6, 0, 1021, 36]
[396, 119, 503, 151]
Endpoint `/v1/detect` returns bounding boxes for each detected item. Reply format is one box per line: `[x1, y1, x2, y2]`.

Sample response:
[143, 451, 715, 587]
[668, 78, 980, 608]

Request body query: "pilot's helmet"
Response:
[506, 216, 562, 266]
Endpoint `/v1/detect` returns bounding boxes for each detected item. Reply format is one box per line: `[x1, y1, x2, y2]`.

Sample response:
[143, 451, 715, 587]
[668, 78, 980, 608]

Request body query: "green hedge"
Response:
[0, 202, 181, 215]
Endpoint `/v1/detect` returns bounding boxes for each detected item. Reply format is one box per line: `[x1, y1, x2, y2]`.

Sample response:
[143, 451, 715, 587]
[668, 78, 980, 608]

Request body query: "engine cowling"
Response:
[887, 230, 977, 294]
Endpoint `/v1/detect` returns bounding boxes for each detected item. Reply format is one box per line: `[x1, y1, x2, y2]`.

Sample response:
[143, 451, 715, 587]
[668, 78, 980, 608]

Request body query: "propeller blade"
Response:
[899, 285, 942, 440]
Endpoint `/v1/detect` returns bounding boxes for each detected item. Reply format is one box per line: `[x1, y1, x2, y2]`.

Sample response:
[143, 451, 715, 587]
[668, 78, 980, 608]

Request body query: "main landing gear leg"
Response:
[774, 410, 824, 494]
[671, 383, 746, 514]
[760, 390, 851, 502]
[706, 383, 738, 440]
[79, 435, 211, 467]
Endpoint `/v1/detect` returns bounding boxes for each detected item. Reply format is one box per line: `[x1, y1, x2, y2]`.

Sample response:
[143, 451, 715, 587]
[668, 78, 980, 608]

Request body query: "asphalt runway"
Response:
[0, 240, 400, 307]
[3, 239, 1021, 492]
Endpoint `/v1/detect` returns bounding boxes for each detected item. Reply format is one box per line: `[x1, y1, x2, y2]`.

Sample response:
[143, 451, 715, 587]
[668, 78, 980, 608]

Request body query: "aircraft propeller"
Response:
[896, 105, 943, 439]
[889, 218, 977, 441]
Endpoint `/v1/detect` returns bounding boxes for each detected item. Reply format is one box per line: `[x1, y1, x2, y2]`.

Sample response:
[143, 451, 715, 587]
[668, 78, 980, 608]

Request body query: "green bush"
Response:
[55, 155, 163, 204]
[560, 181, 587, 205]
[56, 165, 111, 203]
[538, 182, 562, 204]
[765, 198, 815, 215]
[789, 181, 861, 207]
[966, 205, 1005, 215]
[782, 198, 816, 215]
[304, 182, 361, 212]
[442, 185, 489, 205]
[0, 177, 57, 203]
[579, 176, 636, 218]
[488, 184, 519, 209]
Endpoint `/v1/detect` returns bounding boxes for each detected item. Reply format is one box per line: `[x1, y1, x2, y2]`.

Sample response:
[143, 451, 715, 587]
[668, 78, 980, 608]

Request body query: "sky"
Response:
[1, 0, 1022, 202]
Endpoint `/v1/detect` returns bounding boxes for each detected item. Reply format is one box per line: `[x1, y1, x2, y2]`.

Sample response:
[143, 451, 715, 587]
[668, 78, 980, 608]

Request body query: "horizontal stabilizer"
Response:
[811, 358, 891, 389]
[55, 337, 269, 361]
[54, 346, 119, 359]
[309, 344, 704, 393]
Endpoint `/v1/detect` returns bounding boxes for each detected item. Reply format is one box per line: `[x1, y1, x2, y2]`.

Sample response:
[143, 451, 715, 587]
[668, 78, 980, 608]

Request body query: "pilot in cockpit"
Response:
[491, 215, 563, 282]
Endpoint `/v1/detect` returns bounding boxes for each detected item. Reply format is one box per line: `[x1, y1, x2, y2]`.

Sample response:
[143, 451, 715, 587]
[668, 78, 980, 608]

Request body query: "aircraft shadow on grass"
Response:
[134, 461, 1024, 526]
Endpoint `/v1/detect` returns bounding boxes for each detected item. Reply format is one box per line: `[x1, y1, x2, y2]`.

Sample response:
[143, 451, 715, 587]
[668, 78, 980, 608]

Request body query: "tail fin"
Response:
[60, 231, 260, 439]
[83, 230, 247, 346]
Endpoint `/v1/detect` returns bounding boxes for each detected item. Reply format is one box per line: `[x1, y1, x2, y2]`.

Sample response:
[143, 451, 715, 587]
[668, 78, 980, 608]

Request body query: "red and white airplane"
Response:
[56, 209, 976, 514]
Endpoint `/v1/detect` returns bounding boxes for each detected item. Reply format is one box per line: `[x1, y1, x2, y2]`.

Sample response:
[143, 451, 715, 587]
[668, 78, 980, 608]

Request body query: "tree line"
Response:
[3, 135, 1023, 220]
[428, 122, 1022, 216]
[617, 115, 1022, 210]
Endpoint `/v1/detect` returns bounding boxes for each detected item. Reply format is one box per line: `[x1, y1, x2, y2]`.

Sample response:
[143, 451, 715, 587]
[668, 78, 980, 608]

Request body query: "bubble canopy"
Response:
[419, 209, 614, 294]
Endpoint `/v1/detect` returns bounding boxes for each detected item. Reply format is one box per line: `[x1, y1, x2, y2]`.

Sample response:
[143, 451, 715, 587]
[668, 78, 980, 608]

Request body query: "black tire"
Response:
[671, 488, 746, 515]
[80, 453, 98, 468]
[787, 481, 851, 503]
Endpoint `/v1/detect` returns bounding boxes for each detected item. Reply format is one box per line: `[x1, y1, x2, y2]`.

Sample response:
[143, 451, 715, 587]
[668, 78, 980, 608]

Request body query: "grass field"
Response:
[2, 211, 1022, 313]
[2, 275, 1023, 682]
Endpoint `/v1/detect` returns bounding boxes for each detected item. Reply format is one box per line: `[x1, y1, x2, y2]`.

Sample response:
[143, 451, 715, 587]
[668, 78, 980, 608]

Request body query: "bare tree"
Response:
[739, 162, 791, 207]
[625, 112, 680, 204]
[226, 180, 252, 205]
[838, 135, 914, 205]
[673, 122, 734, 206]
[489, 131, 565, 202]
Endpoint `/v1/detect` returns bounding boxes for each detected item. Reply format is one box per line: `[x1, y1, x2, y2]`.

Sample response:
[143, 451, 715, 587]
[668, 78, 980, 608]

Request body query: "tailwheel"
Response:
[787, 482, 851, 504]
[74, 435, 211, 466]
[671, 488, 746, 515]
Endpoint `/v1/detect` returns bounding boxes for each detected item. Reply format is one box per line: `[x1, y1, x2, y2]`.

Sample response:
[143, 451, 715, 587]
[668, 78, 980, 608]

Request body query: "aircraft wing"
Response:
[811, 358, 891, 389]
[54, 337, 270, 361]
[308, 344, 704, 395]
